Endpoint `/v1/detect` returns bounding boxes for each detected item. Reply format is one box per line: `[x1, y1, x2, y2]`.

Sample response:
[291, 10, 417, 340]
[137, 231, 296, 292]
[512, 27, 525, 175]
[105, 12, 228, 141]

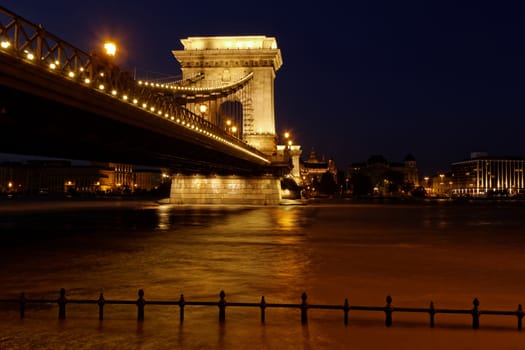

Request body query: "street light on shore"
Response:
[424, 176, 429, 194]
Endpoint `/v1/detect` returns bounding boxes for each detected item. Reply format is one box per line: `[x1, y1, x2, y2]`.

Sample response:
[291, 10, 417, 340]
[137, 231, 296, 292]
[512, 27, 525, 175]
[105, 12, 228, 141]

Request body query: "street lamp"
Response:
[423, 176, 429, 194]
[439, 174, 445, 196]
[103, 42, 117, 57]
[199, 104, 207, 118]
[283, 132, 293, 149]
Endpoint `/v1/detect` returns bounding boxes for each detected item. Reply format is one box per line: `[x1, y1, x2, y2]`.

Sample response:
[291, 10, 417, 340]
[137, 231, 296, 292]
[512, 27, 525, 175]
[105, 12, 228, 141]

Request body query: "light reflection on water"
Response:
[1, 201, 525, 349]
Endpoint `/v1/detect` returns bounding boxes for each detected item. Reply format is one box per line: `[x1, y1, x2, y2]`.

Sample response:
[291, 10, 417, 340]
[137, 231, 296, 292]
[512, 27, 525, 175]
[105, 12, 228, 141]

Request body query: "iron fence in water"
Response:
[0, 288, 523, 330]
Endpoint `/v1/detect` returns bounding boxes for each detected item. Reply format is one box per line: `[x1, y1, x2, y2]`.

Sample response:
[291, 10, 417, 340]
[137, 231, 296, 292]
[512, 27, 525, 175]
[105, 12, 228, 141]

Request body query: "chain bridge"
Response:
[0, 6, 297, 204]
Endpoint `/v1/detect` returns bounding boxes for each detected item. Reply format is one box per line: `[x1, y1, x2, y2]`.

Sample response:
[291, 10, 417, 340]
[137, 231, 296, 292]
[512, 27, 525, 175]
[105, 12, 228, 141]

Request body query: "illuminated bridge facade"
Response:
[0, 6, 292, 204]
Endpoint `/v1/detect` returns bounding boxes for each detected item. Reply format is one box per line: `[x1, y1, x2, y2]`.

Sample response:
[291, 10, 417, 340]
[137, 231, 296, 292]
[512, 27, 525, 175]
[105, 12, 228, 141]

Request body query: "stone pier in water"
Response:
[169, 174, 282, 205]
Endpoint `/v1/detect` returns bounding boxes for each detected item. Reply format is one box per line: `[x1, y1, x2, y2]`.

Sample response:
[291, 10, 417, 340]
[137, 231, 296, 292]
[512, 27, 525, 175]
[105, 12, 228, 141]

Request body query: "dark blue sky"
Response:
[2, 0, 524, 175]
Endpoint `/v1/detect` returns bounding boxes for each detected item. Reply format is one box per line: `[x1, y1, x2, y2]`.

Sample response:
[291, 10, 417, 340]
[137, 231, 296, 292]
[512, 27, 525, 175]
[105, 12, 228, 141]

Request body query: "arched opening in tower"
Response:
[219, 100, 243, 139]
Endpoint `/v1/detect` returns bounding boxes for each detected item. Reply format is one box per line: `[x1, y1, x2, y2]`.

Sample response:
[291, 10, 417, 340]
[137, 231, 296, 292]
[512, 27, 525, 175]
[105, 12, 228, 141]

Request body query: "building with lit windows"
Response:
[0, 160, 167, 196]
[451, 153, 525, 197]
[300, 148, 338, 195]
[96, 162, 134, 193]
[391, 153, 420, 187]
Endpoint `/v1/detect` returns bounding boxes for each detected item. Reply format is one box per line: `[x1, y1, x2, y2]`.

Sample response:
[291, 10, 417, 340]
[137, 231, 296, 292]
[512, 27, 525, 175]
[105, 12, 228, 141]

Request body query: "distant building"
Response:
[392, 153, 420, 186]
[0, 160, 101, 195]
[135, 168, 169, 193]
[0, 161, 20, 194]
[451, 153, 525, 197]
[94, 162, 135, 193]
[0, 159, 168, 196]
[347, 153, 420, 195]
[428, 172, 454, 197]
[300, 148, 338, 195]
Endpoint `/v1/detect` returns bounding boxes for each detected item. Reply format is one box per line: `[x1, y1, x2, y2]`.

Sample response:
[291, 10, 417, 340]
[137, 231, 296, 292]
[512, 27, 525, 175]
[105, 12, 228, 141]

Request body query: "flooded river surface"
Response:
[0, 199, 524, 349]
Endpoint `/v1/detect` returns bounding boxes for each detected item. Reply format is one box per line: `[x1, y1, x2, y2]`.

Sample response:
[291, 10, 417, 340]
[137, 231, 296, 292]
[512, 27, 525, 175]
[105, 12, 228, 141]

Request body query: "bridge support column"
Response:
[169, 174, 282, 205]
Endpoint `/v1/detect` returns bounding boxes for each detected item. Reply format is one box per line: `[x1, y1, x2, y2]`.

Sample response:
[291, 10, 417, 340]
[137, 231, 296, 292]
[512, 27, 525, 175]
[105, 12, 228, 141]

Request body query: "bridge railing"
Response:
[0, 6, 96, 78]
[1, 288, 523, 330]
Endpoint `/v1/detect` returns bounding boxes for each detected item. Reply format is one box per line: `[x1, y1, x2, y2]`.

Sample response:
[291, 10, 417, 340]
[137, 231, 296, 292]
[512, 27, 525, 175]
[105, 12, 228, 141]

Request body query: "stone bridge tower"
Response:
[172, 36, 283, 156]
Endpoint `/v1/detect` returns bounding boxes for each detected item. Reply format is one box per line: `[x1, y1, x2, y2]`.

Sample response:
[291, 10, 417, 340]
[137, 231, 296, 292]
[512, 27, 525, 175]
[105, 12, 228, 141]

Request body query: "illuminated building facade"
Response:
[391, 153, 420, 187]
[451, 154, 525, 196]
[300, 148, 338, 195]
[0, 160, 167, 196]
[107, 163, 134, 193]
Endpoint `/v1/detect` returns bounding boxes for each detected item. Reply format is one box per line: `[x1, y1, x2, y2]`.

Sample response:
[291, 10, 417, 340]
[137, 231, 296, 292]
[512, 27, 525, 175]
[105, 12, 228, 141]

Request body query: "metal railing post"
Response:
[98, 293, 105, 320]
[179, 294, 185, 322]
[218, 290, 226, 322]
[517, 304, 523, 330]
[472, 298, 480, 329]
[300, 292, 308, 324]
[58, 288, 67, 320]
[19, 292, 26, 319]
[137, 289, 145, 321]
[343, 298, 349, 325]
[260, 296, 266, 323]
[429, 301, 435, 328]
[385, 295, 393, 327]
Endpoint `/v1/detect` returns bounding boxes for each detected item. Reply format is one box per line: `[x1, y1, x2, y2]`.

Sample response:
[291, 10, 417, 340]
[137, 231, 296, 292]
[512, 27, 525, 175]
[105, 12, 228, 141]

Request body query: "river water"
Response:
[0, 199, 524, 349]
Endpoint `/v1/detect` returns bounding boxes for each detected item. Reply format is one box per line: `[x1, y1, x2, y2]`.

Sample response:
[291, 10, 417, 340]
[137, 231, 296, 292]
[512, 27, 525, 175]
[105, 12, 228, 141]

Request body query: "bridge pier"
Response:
[169, 174, 282, 205]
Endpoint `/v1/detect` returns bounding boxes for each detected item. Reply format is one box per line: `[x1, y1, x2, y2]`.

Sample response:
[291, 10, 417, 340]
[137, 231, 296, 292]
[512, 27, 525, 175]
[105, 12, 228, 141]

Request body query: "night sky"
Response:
[2, 1, 524, 175]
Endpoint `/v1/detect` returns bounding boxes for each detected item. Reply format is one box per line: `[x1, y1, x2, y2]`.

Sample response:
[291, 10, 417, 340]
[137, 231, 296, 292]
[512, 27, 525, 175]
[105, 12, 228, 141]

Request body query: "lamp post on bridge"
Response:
[199, 104, 207, 119]
[223, 119, 239, 138]
[103, 42, 117, 57]
[90, 40, 123, 89]
[231, 125, 238, 138]
[281, 131, 294, 168]
[283, 132, 293, 150]
[284, 132, 290, 145]
[280, 131, 302, 185]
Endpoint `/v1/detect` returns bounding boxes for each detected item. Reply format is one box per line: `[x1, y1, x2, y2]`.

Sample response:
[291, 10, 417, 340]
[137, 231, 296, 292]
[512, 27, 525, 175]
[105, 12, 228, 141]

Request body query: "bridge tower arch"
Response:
[172, 36, 283, 156]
